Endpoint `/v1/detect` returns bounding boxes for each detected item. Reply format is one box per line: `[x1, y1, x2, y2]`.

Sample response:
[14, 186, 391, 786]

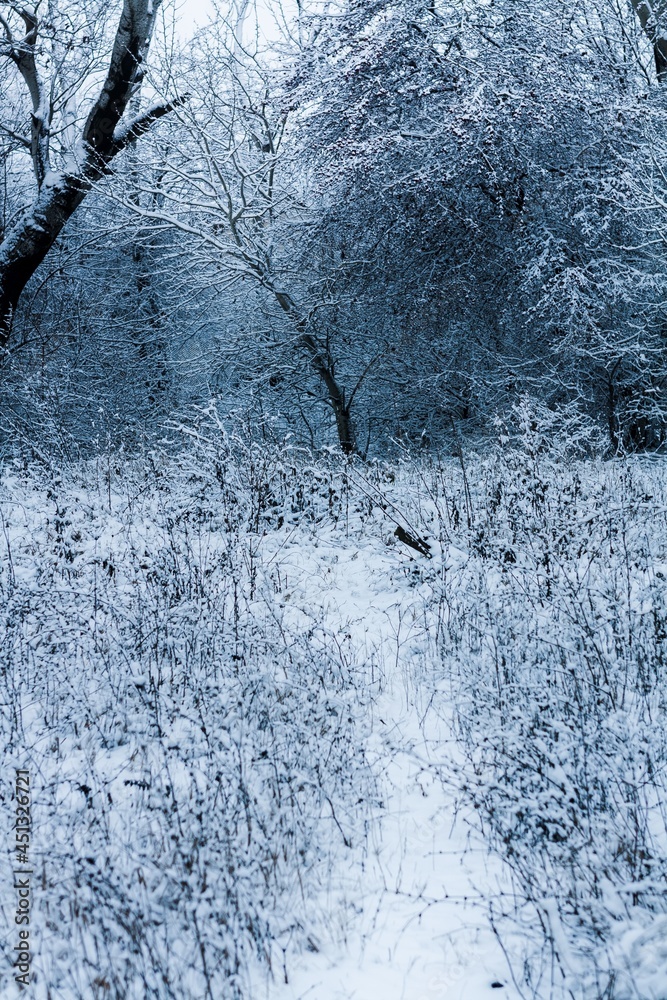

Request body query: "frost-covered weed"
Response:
[0, 441, 375, 999]
[424, 428, 667, 999]
[2, 421, 667, 1000]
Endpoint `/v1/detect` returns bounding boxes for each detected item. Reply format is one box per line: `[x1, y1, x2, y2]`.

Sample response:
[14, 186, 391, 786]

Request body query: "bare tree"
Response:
[0, 0, 184, 346]
[116, 7, 358, 453]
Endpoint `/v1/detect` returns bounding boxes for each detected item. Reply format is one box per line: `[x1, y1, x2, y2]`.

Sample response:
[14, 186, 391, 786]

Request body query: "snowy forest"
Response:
[1, 0, 667, 997]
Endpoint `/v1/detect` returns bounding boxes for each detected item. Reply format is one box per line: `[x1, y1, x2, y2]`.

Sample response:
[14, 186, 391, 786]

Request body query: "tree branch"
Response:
[83, 0, 162, 159]
[110, 95, 190, 156]
[0, 121, 30, 148]
[1, 5, 50, 185]
[0, 0, 180, 345]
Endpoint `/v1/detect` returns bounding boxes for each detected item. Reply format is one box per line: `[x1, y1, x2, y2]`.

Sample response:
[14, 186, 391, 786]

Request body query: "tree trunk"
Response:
[303, 336, 356, 455]
[0, 0, 181, 347]
[0, 179, 87, 346]
[631, 0, 667, 81]
[273, 290, 356, 454]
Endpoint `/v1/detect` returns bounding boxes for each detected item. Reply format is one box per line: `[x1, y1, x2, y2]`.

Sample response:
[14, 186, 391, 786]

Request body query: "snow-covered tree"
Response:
[113, 5, 360, 452]
[278, 0, 667, 449]
[0, 0, 184, 346]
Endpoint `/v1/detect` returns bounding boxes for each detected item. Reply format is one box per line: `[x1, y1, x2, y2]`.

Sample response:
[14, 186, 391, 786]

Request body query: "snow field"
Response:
[1, 431, 666, 999]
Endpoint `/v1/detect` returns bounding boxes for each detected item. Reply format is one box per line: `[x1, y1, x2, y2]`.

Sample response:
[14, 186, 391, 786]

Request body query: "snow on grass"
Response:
[247, 504, 517, 1000]
[427, 442, 667, 1000]
[1, 430, 666, 999]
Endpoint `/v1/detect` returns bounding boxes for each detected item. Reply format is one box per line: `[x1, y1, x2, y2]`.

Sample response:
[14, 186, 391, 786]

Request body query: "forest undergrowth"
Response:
[0, 411, 666, 999]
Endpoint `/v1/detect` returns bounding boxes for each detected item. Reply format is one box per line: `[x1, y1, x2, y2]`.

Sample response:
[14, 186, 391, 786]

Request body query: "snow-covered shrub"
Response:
[429, 437, 667, 998]
[0, 444, 374, 999]
[3, 419, 667, 1000]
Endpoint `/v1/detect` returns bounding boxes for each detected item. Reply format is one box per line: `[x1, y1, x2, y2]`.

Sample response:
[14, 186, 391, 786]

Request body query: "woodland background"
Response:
[3, 0, 667, 458]
[1, 3, 667, 1000]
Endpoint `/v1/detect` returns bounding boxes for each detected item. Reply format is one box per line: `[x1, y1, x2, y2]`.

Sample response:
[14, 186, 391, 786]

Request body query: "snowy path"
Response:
[250, 526, 521, 1000]
[4, 461, 667, 999]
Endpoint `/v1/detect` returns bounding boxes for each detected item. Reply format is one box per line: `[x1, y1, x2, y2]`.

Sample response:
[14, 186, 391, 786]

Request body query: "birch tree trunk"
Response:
[0, 0, 183, 346]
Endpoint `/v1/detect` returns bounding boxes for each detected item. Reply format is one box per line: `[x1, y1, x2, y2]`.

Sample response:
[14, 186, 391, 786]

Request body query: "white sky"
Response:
[171, 0, 215, 39]
[171, 0, 298, 42]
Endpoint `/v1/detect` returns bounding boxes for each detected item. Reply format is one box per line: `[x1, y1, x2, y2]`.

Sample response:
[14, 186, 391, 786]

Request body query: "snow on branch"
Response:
[111, 95, 191, 153]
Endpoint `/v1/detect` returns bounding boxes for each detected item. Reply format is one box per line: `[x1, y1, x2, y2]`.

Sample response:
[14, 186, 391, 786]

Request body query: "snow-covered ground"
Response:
[1, 439, 666, 999]
[247, 523, 518, 1000]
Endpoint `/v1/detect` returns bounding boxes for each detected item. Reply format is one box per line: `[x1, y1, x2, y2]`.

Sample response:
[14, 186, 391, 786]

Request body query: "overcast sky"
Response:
[173, 0, 214, 39]
[173, 0, 297, 42]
